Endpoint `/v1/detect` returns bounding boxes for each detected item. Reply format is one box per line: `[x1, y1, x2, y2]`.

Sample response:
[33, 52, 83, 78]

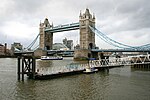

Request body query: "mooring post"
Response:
[22, 57, 24, 81]
[17, 57, 21, 80]
[32, 57, 36, 79]
[28, 58, 30, 73]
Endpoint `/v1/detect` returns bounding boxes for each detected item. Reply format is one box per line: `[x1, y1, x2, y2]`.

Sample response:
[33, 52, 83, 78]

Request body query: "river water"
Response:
[0, 58, 150, 100]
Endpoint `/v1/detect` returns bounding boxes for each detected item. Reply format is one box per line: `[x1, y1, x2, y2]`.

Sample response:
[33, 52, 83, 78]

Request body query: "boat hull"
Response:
[41, 58, 63, 60]
[41, 56, 63, 60]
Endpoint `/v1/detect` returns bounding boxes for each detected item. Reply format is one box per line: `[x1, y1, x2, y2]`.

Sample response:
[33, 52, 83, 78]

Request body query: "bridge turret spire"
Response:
[85, 8, 90, 15]
[79, 10, 82, 19]
[44, 18, 50, 27]
[80, 10, 82, 16]
[93, 13, 95, 19]
[52, 22, 53, 28]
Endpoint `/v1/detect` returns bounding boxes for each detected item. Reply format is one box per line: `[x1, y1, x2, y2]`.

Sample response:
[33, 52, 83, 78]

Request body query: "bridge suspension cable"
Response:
[26, 33, 40, 50]
[89, 26, 150, 50]
[90, 26, 129, 49]
[90, 26, 137, 49]
[32, 45, 39, 51]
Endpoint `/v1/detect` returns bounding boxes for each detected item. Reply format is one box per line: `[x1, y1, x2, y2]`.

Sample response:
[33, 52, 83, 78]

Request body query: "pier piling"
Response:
[17, 56, 36, 81]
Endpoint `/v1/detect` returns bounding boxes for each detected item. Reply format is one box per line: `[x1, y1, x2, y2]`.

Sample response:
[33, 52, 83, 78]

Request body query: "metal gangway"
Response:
[90, 55, 150, 67]
[36, 55, 150, 75]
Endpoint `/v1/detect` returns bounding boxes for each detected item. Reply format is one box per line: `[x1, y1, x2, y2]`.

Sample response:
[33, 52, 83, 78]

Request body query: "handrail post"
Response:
[17, 57, 21, 80]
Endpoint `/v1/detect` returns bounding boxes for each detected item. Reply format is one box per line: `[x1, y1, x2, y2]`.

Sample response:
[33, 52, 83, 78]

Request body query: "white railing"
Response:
[37, 55, 150, 74]
[90, 55, 150, 67]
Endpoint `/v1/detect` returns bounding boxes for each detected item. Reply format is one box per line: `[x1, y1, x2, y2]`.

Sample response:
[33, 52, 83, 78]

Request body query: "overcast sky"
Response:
[0, 0, 150, 49]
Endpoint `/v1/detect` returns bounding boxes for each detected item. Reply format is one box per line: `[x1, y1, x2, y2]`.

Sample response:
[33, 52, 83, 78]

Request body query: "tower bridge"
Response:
[15, 8, 150, 81]
[15, 8, 150, 59]
[37, 8, 96, 59]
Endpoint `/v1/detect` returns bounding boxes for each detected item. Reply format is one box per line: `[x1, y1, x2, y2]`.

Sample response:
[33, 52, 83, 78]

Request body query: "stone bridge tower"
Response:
[74, 8, 96, 60]
[34, 18, 53, 57]
[39, 18, 53, 50]
[79, 8, 95, 49]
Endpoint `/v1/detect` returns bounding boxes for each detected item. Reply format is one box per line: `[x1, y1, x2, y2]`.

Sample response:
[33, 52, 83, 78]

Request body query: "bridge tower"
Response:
[79, 8, 95, 49]
[34, 18, 53, 57]
[74, 8, 96, 60]
[39, 18, 53, 50]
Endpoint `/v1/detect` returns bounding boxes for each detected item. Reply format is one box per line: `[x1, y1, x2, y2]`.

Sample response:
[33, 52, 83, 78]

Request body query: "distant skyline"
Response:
[0, 0, 150, 49]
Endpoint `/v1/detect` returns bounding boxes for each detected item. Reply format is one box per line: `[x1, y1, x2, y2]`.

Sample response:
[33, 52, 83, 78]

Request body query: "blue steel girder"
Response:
[91, 49, 150, 52]
[45, 22, 79, 33]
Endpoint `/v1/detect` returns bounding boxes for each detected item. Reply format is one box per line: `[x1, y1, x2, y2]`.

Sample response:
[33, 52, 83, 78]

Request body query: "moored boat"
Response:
[83, 66, 98, 74]
[41, 56, 63, 60]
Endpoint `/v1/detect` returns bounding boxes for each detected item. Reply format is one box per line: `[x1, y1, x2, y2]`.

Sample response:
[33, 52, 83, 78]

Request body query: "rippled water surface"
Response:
[0, 58, 150, 100]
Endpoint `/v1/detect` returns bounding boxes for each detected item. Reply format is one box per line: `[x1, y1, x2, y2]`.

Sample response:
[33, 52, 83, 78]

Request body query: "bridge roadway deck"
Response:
[14, 48, 150, 55]
[47, 49, 150, 53]
[91, 49, 150, 52]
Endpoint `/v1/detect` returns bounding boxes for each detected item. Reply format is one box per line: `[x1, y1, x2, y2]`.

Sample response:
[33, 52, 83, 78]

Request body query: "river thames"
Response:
[0, 58, 150, 100]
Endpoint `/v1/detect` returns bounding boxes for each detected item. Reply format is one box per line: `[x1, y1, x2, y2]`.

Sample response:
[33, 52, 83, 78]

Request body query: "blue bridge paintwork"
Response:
[45, 22, 79, 33]
[91, 49, 150, 52]
[14, 49, 150, 55]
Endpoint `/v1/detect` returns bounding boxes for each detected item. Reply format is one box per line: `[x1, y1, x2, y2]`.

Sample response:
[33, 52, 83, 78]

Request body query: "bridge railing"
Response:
[90, 55, 150, 67]
[59, 55, 150, 72]
[36, 55, 150, 75]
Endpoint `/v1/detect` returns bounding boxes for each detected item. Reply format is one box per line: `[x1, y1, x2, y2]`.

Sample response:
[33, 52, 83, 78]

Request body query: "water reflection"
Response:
[131, 67, 150, 71]
[15, 81, 37, 99]
[68, 72, 110, 100]
[1, 58, 150, 100]
[13, 60, 150, 100]
[14, 71, 109, 100]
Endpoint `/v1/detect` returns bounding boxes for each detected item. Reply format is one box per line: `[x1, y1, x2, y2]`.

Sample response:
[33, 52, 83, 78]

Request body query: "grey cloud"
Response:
[0, 0, 150, 48]
[91, 0, 150, 39]
[113, 0, 150, 31]
[12, 0, 48, 15]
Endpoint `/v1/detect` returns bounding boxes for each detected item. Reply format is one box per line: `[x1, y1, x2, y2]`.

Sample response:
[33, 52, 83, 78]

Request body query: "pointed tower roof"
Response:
[93, 13, 95, 19]
[85, 8, 90, 15]
[80, 10, 82, 16]
[52, 22, 53, 27]
[79, 10, 82, 19]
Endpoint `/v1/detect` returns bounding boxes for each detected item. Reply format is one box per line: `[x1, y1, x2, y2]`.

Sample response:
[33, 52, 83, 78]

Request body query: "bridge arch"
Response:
[89, 43, 94, 49]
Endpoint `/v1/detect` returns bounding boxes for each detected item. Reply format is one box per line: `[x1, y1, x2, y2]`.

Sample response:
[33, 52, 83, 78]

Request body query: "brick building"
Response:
[0, 43, 7, 56]
[63, 38, 73, 50]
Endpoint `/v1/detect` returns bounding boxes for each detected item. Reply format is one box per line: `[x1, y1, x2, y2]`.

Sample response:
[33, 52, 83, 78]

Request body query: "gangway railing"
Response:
[36, 55, 150, 75]
[90, 55, 150, 67]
